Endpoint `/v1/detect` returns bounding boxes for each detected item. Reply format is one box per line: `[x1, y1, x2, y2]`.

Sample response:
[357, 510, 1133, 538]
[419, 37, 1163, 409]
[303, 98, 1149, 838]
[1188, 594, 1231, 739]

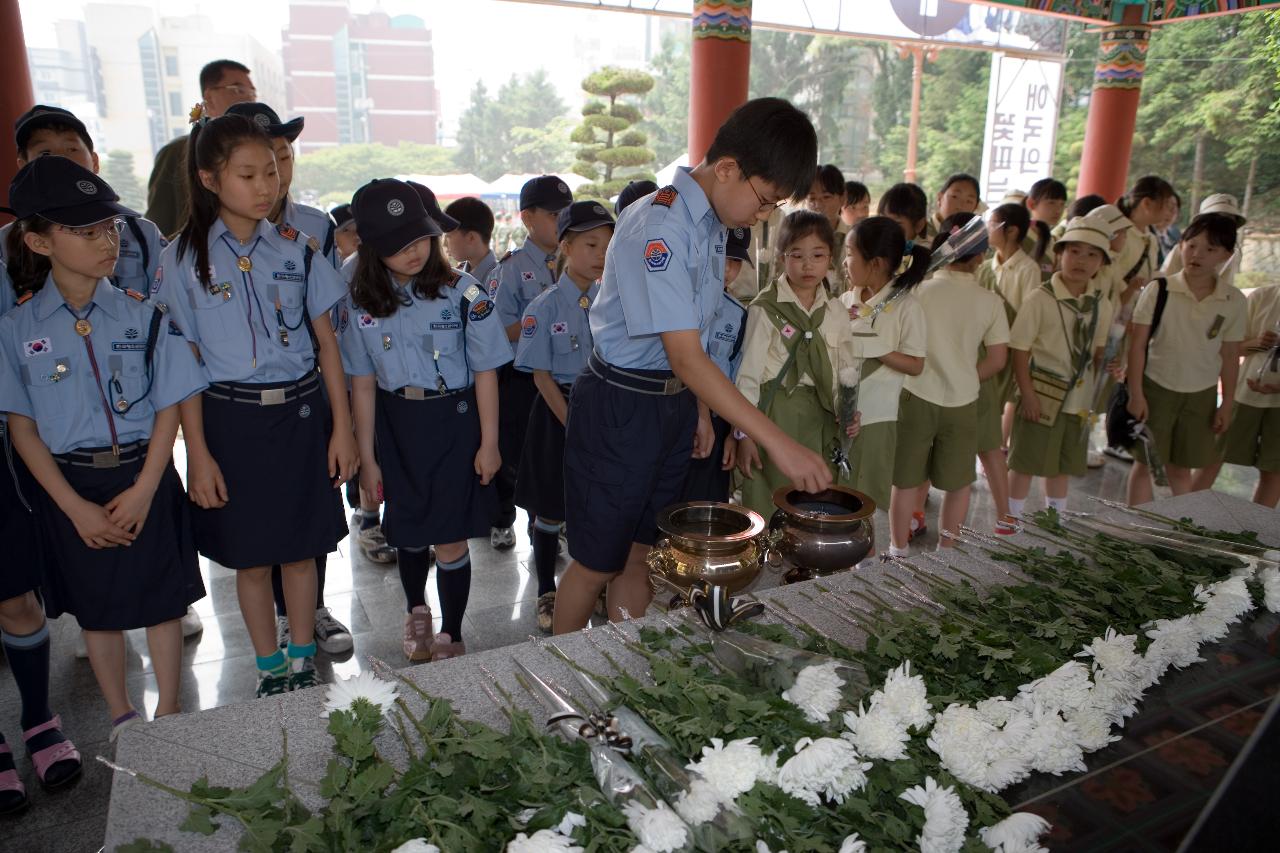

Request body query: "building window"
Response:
[165, 55, 179, 76]
[169, 92, 183, 115]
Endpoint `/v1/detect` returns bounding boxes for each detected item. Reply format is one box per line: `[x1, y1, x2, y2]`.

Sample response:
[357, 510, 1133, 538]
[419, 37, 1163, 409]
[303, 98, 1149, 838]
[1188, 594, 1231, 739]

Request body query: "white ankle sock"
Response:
[889, 544, 910, 557]
[1046, 497, 1067, 513]
[1008, 498, 1025, 518]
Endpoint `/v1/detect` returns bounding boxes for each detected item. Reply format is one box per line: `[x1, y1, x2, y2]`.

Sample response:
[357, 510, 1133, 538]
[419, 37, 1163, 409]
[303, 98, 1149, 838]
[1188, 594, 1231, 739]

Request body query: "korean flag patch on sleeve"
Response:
[644, 238, 671, 272]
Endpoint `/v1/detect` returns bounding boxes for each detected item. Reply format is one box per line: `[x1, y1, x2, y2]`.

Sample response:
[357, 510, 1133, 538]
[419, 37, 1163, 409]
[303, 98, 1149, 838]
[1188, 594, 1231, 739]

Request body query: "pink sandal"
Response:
[0, 742, 28, 815]
[22, 715, 81, 790]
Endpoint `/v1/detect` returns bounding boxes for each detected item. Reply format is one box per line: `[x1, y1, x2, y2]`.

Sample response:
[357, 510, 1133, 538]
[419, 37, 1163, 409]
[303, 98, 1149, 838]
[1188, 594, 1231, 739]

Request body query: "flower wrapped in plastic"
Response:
[830, 358, 863, 479]
[707, 630, 867, 723]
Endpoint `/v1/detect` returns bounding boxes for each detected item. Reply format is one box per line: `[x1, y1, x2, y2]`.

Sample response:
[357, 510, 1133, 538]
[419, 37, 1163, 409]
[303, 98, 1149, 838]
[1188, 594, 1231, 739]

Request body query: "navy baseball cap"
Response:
[330, 203, 354, 230]
[519, 175, 573, 212]
[726, 226, 753, 266]
[15, 105, 91, 152]
[4, 157, 136, 225]
[614, 180, 658, 215]
[407, 182, 459, 232]
[352, 178, 440, 257]
[224, 102, 304, 142]
[556, 200, 615, 242]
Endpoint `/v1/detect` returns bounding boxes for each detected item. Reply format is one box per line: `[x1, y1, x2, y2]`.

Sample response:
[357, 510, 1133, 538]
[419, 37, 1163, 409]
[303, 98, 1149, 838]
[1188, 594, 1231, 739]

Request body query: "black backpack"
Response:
[1105, 278, 1168, 449]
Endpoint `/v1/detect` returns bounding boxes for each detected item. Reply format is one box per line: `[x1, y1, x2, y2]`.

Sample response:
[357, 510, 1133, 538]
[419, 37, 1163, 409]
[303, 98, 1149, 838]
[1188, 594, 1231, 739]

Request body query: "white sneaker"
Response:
[490, 526, 516, 550]
[1087, 450, 1106, 469]
[74, 630, 88, 660]
[276, 614, 289, 650]
[314, 607, 354, 655]
[180, 606, 203, 639]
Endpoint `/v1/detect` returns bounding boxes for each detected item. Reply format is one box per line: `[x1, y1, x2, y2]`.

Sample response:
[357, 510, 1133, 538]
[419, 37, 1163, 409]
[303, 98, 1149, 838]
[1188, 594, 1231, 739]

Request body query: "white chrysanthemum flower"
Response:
[875, 660, 932, 730]
[978, 812, 1051, 852]
[1075, 628, 1140, 675]
[1021, 662, 1092, 716]
[782, 661, 846, 723]
[1018, 705, 1086, 776]
[673, 778, 722, 825]
[777, 737, 872, 807]
[1088, 668, 1144, 721]
[391, 841, 441, 853]
[927, 704, 1004, 791]
[689, 737, 771, 802]
[1144, 615, 1204, 672]
[842, 702, 910, 761]
[321, 671, 399, 717]
[1066, 704, 1119, 753]
[515, 808, 539, 827]
[557, 812, 586, 837]
[506, 829, 585, 853]
[1261, 567, 1280, 614]
[974, 696, 1014, 726]
[1202, 576, 1254, 622]
[838, 833, 867, 853]
[900, 776, 969, 853]
[838, 366, 862, 387]
[622, 800, 688, 853]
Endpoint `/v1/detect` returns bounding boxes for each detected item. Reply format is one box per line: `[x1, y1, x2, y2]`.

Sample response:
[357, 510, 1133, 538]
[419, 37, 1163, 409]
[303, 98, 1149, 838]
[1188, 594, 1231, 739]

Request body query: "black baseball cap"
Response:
[519, 175, 573, 212]
[330, 203, 354, 230]
[407, 182, 459, 232]
[352, 178, 440, 257]
[444, 197, 495, 235]
[726, 226, 753, 266]
[614, 180, 658, 215]
[556, 201, 615, 242]
[4, 156, 136, 225]
[15, 105, 92, 153]
[224, 102, 304, 142]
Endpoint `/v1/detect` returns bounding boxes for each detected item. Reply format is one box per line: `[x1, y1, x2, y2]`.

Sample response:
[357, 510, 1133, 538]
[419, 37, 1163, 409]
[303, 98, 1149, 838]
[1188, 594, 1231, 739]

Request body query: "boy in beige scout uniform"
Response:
[889, 212, 1009, 555]
[1007, 218, 1115, 517]
[1126, 213, 1247, 505]
[1192, 283, 1280, 507]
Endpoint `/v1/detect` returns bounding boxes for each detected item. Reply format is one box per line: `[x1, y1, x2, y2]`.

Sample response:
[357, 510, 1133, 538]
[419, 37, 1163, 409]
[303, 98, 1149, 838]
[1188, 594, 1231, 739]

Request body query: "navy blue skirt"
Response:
[515, 388, 570, 521]
[194, 373, 346, 570]
[0, 420, 45, 601]
[375, 386, 496, 548]
[498, 364, 539, 473]
[35, 442, 204, 631]
[679, 415, 733, 503]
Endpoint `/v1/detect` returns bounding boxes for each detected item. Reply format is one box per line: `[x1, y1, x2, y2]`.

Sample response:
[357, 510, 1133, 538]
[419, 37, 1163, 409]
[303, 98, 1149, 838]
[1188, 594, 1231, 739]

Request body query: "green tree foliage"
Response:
[640, 30, 691, 166]
[455, 70, 573, 181]
[101, 150, 146, 212]
[572, 66, 657, 198]
[292, 143, 457, 208]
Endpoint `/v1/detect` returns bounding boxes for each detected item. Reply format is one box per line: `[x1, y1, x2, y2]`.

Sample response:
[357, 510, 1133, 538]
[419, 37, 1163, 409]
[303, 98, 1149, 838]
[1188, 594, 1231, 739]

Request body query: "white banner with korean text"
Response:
[979, 53, 1065, 207]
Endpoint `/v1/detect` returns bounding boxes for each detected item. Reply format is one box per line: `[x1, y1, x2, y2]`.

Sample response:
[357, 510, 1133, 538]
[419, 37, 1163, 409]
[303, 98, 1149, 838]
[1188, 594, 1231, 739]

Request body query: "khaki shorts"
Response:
[893, 390, 977, 492]
[976, 373, 1007, 453]
[1132, 377, 1218, 470]
[848, 420, 896, 512]
[1009, 412, 1087, 478]
[1220, 402, 1280, 473]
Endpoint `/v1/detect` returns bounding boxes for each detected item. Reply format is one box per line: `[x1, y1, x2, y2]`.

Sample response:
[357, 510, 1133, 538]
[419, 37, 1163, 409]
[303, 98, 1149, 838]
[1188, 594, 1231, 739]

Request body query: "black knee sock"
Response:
[270, 565, 286, 617]
[398, 548, 432, 612]
[315, 554, 327, 609]
[531, 522, 560, 597]
[2, 621, 53, 730]
[435, 553, 471, 641]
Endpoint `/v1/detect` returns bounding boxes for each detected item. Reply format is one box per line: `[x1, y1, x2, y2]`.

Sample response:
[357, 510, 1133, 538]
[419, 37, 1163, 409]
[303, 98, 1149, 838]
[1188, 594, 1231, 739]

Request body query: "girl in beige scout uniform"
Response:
[1007, 217, 1114, 517]
[924, 174, 981, 243]
[1161, 194, 1246, 290]
[838, 217, 930, 513]
[1126, 213, 1247, 505]
[889, 212, 1009, 555]
[1115, 176, 1175, 295]
[736, 210, 857, 518]
[805, 164, 849, 293]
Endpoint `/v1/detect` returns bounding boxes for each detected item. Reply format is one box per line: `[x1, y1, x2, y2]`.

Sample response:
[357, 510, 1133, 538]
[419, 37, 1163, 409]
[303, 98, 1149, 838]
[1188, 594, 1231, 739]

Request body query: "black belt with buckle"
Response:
[206, 371, 321, 406]
[587, 352, 685, 396]
[55, 441, 148, 469]
[390, 385, 463, 401]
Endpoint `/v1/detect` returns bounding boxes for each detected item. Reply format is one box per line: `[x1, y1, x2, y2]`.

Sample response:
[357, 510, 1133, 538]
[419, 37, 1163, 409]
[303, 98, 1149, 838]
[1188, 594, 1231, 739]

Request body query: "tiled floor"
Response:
[0, 437, 1264, 852]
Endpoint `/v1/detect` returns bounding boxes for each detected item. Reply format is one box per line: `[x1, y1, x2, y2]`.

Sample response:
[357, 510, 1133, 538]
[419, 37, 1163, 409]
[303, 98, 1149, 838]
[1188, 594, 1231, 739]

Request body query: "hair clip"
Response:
[896, 254, 914, 276]
[188, 103, 209, 127]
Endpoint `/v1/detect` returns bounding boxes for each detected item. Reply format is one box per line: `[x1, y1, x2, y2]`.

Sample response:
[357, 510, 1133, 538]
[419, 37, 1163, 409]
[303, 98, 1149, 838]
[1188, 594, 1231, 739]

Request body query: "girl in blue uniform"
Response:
[514, 201, 615, 633]
[155, 114, 356, 697]
[341, 179, 510, 662]
[0, 159, 207, 763]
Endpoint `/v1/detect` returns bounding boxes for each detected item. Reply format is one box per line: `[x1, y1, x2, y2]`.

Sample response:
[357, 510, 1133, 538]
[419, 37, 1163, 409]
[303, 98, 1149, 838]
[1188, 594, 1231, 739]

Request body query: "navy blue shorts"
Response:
[679, 415, 733, 503]
[515, 387, 570, 522]
[563, 367, 696, 573]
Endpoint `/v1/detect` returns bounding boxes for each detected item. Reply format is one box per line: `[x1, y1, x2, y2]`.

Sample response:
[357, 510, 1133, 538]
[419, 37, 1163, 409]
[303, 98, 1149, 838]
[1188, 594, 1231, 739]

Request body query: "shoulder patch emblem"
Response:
[644, 238, 672, 273]
[462, 284, 483, 303]
[521, 315, 537, 338]
[468, 299, 494, 322]
[277, 224, 299, 241]
[652, 186, 678, 208]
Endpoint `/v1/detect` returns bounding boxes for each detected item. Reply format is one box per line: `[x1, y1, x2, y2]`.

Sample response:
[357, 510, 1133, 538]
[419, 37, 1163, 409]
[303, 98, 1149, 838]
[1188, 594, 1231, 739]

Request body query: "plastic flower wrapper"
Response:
[923, 213, 988, 277]
[1066, 515, 1280, 567]
[514, 661, 694, 853]
[1252, 317, 1280, 388]
[569, 668, 756, 848]
[830, 357, 863, 479]
[706, 630, 867, 723]
[1081, 318, 1128, 451]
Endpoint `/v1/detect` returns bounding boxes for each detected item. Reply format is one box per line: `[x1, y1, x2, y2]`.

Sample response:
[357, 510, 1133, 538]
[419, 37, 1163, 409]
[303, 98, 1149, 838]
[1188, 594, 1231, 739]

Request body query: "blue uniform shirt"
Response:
[491, 239, 558, 352]
[281, 198, 339, 269]
[153, 217, 347, 383]
[514, 273, 600, 386]
[707, 290, 748, 382]
[589, 167, 726, 370]
[0, 217, 166, 316]
[461, 251, 497, 291]
[338, 270, 511, 392]
[0, 276, 207, 454]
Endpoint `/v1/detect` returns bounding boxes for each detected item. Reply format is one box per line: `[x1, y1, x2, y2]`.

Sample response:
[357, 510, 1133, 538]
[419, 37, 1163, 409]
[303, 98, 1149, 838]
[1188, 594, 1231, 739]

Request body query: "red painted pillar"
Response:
[1078, 9, 1151, 202]
[0, 0, 34, 216]
[688, 1, 752, 165]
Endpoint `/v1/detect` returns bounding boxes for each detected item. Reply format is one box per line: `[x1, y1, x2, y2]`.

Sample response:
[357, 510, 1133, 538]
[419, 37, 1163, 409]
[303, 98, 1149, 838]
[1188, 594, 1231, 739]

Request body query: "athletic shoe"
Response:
[536, 591, 556, 633]
[367, 543, 397, 564]
[490, 526, 516, 550]
[108, 710, 142, 744]
[314, 607, 354, 655]
[429, 632, 466, 661]
[995, 515, 1020, 535]
[357, 524, 396, 564]
[403, 605, 434, 662]
[1104, 446, 1134, 463]
[908, 512, 928, 542]
[180, 605, 203, 638]
[276, 614, 289, 650]
[1087, 450, 1106, 469]
[288, 657, 320, 691]
[256, 672, 291, 698]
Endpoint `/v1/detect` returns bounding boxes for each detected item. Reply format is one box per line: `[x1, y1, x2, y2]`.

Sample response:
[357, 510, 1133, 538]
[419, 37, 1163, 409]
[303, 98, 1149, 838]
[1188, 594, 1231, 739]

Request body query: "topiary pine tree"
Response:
[570, 66, 658, 200]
